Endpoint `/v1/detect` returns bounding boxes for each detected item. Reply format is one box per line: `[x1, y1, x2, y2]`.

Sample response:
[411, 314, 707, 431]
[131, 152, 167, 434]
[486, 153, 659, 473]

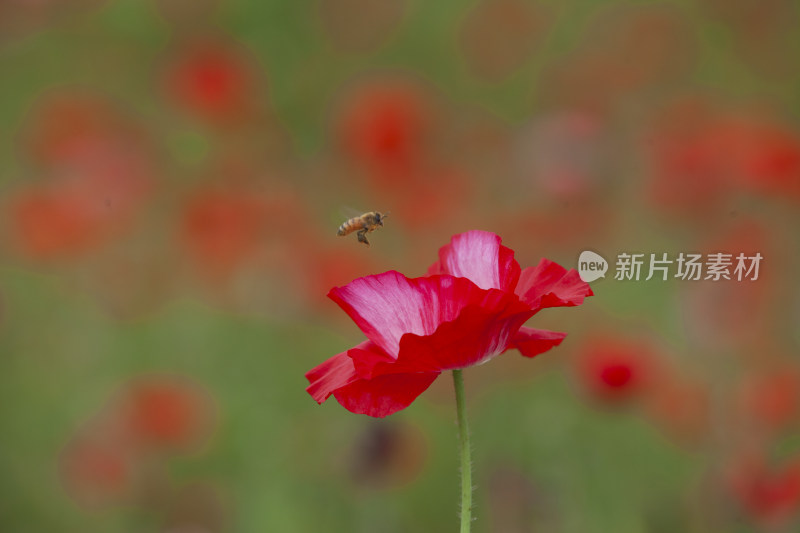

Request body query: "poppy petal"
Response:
[395, 304, 533, 372]
[329, 271, 497, 358]
[515, 258, 593, 312]
[511, 327, 567, 358]
[306, 345, 364, 404]
[427, 230, 521, 291]
[332, 371, 440, 417]
[351, 295, 531, 376]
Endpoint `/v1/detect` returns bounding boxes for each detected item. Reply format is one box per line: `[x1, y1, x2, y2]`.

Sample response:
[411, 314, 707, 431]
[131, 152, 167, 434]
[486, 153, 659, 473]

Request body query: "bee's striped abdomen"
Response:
[337, 217, 364, 236]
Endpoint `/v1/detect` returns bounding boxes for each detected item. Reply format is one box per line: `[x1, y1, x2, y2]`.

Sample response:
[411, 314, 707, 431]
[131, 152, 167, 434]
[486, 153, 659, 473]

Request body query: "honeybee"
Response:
[337, 211, 389, 247]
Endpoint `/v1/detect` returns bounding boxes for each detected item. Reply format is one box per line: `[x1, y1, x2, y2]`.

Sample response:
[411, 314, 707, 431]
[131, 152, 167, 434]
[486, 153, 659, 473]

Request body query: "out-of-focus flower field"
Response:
[1, 0, 799, 531]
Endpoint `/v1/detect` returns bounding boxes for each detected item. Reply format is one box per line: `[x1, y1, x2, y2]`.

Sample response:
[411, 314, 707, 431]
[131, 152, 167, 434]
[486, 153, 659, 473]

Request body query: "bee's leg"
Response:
[357, 229, 370, 247]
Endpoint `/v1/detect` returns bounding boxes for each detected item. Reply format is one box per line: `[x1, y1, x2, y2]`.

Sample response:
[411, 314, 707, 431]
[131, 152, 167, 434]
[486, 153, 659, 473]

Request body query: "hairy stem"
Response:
[452, 369, 472, 533]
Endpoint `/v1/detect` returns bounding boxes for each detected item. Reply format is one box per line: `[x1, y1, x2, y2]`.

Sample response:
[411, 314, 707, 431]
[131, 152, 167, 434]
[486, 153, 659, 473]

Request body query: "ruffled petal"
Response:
[332, 371, 440, 418]
[427, 230, 521, 291]
[510, 327, 567, 358]
[515, 259, 593, 313]
[329, 271, 499, 358]
[343, 288, 531, 376]
[305, 342, 369, 404]
[394, 302, 533, 372]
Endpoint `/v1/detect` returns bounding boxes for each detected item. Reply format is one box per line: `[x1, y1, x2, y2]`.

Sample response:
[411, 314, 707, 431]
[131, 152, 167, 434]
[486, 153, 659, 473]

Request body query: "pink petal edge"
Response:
[306, 344, 365, 404]
[427, 230, 521, 292]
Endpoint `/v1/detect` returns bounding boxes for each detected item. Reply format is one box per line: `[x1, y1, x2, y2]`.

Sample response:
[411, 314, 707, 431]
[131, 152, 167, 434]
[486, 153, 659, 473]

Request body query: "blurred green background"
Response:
[1, 0, 799, 531]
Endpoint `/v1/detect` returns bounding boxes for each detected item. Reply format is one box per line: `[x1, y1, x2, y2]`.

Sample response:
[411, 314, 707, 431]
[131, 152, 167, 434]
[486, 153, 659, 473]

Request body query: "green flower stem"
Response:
[452, 369, 472, 533]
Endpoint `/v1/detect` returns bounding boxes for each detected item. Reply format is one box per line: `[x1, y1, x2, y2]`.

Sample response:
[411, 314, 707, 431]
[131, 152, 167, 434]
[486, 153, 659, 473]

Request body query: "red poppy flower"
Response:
[574, 337, 657, 404]
[338, 80, 434, 177]
[9, 161, 152, 261]
[121, 377, 216, 452]
[9, 90, 155, 261]
[306, 230, 592, 417]
[60, 375, 217, 509]
[163, 37, 259, 123]
[10, 186, 106, 260]
[738, 367, 800, 433]
[725, 116, 800, 200]
[728, 454, 800, 527]
[60, 428, 135, 509]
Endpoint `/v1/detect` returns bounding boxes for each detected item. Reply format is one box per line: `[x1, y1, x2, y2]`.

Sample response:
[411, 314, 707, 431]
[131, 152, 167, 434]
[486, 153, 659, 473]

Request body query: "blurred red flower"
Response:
[60, 427, 135, 509]
[646, 100, 800, 215]
[9, 90, 155, 261]
[60, 375, 217, 508]
[306, 230, 592, 417]
[120, 378, 216, 452]
[332, 78, 478, 240]
[21, 90, 151, 171]
[574, 338, 655, 404]
[738, 367, 800, 434]
[163, 37, 260, 124]
[10, 186, 106, 260]
[338, 80, 434, 177]
[728, 454, 800, 527]
[9, 161, 153, 261]
[723, 116, 800, 201]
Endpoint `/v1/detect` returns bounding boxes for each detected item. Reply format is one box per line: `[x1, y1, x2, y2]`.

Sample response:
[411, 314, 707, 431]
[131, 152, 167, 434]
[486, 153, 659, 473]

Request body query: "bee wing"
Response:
[339, 206, 365, 219]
